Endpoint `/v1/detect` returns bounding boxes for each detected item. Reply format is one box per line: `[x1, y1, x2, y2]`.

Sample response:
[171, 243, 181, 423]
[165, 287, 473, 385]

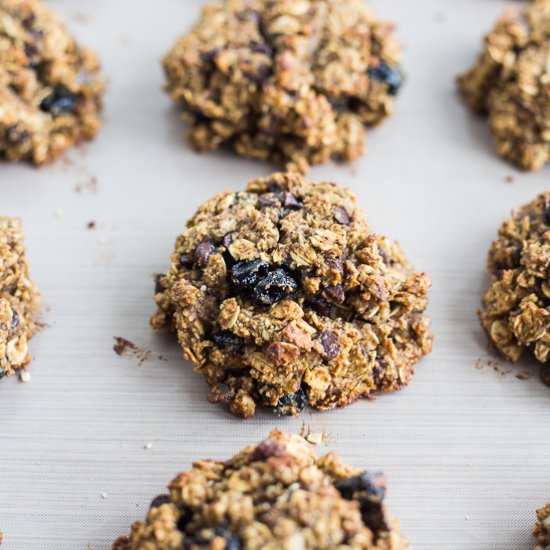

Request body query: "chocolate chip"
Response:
[319, 331, 341, 358]
[541, 364, 550, 388]
[324, 284, 345, 304]
[149, 494, 171, 509]
[333, 205, 351, 225]
[283, 192, 302, 210]
[194, 240, 216, 268]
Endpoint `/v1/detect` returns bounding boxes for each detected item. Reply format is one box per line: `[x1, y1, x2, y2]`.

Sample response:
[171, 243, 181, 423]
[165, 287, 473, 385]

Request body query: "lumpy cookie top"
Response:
[113, 430, 410, 550]
[0, 0, 104, 165]
[0, 217, 41, 380]
[480, 193, 550, 368]
[163, 0, 403, 173]
[457, 0, 550, 171]
[535, 502, 550, 550]
[152, 172, 432, 418]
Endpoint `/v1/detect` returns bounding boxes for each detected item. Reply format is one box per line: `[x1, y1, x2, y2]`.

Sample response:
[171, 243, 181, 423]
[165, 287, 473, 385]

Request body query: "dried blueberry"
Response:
[212, 331, 244, 351]
[254, 268, 298, 305]
[10, 310, 19, 330]
[274, 388, 307, 416]
[367, 61, 404, 96]
[40, 87, 79, 115]
[194, 240, 216, 268]
[230, 259, 269, 290]
[183, 528, 241, 550]
[335, 472, 389, 533]
[149, 494, 171, 509]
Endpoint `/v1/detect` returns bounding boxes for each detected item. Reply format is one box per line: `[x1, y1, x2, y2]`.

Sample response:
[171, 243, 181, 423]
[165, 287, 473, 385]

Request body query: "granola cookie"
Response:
[480, 193, 550, 368]
[0, 0, 104, 165]
[152, 172, 433, 418]
[113, 430, 410, 550]
[535, 502, 550, 550]
[0, 218, 41, 380]
[162, 0, 403, 173]
[457, 0, 550, 171]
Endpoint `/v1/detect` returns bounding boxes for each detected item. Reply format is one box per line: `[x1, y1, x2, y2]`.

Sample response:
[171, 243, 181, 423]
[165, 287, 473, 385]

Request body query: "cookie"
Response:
[0, 0, 104, 165]
[0, 218, 41, 380]
[162, 0, 403, 173]
[152, 172, 433, 418]
[480, 193, 550, 369]
[113, 430, 409, 550]
[457, 0, 550, 171]
[535, 502, 550, 550]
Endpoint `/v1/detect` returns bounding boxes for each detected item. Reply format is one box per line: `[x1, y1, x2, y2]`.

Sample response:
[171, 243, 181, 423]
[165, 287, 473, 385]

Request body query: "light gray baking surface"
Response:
[0, 0, 548, 548]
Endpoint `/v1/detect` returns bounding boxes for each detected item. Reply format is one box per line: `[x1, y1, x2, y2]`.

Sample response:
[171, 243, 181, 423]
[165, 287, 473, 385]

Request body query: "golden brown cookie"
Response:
[113, 430, 410, 550]
[163, 0, 403, 173]
[0, 0, 104, 165]
[152, 172, 433, 418]
[0, 217, 41, 380]
[458, 0, 550, 171]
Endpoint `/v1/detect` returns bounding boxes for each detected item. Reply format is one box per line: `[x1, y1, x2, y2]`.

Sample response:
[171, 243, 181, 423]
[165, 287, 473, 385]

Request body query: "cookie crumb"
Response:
[19, 371, 31, 383]
[144, 443, 153, 450]
[113, 337, 152, 365]
[87, 221, 96, 230]
[515, 371, 532, 380]
[505, 175, 514, 183]
[475, 356, 511, 378]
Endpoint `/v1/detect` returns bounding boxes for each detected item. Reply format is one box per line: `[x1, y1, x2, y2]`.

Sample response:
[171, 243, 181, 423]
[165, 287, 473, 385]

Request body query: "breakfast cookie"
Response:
[480, 193, 549, 368]
[535, 502, 550, 550]
[162, 0, 403, 173]
[0, 218, 41, 380]
[152, 172, 433, 418]
[113, 430, 410, 550]
[0, 0, 104, 165]
[457, 0, 550, 171]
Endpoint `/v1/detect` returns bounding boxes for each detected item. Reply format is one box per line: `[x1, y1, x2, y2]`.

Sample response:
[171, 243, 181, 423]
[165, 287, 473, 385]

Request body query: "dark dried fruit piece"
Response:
[283, 193, 302, 210]
[179, 254, 194, 267]
[230, 259, 269, 290]
[367, 61, 404, 95]
[274, 388, 307, 416]
[194, 240, 216, 268]
[254, 268, 298, 305]
[212, 331, 244, 351]
[149, 494, 171, 509]
[324, 284, 345, 304]
[319, 331, 341, 359]
[39, 86, 79, 115]
[183, 528, 241, 550]
[333, 206, 351, 225]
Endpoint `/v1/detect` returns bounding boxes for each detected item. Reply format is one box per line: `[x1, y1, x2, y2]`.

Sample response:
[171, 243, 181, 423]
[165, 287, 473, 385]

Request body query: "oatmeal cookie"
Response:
[113, 430, 410, 550]
[535, 502, 550, 550]
[0, 0, 104, 165]
[480, 193, 550, 368]
[162, 0, 403, 173]
[0, 217, 41, 380]
[152, 172, 433, 418]
[457, 0, 550, 171]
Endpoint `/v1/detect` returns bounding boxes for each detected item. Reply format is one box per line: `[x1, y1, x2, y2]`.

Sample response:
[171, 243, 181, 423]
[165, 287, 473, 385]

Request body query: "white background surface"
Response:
[0, 0, 548, 548]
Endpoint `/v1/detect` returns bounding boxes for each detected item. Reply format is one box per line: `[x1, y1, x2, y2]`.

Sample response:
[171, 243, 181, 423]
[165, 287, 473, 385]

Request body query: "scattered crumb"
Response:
[54, 208, 65, 218]
[144, 443, 153, 450]
[19, 371, 31, 383]
[113, 337, 152, 365]
[475, 356, 512, 378]
[100, 492, 108, 499]
[158, 354, 168, 362]
[515, 371, 532, 380]
[87, 221, 96, 230]
[299, 422, 331, 446]
[505, 175, 515, 183]
[75, 176, 99, 194]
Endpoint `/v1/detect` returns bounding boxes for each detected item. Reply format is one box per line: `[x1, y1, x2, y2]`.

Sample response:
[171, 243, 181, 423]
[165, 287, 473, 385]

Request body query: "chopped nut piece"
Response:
[162, 0, 403, 173]
[457, 0, 550, 171]
[0, 0, 104, 165]
[113, 430, 410, 550]
[151, 172, 433, 418]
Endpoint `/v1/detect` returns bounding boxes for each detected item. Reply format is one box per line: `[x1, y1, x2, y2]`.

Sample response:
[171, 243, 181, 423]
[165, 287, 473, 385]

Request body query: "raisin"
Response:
[305, 295, 332, 317]
[212, 331, 244, 351]
[194, 240, 216, 268]
[39, 87, 79, 115]
[367, 61, 404, 95]
[319, 331, 340, 359]
[183, 528, 241, 550]
[254, 268, 298, 305]
[324, 284, 345, 304]
[335, 472, 389, 533]
[274, 388, 307, 416]
[230, 259, 269, 290]
[333, 205, 351, 225]
[10, 310, 19, 330]
[149, 494, 171, 509]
